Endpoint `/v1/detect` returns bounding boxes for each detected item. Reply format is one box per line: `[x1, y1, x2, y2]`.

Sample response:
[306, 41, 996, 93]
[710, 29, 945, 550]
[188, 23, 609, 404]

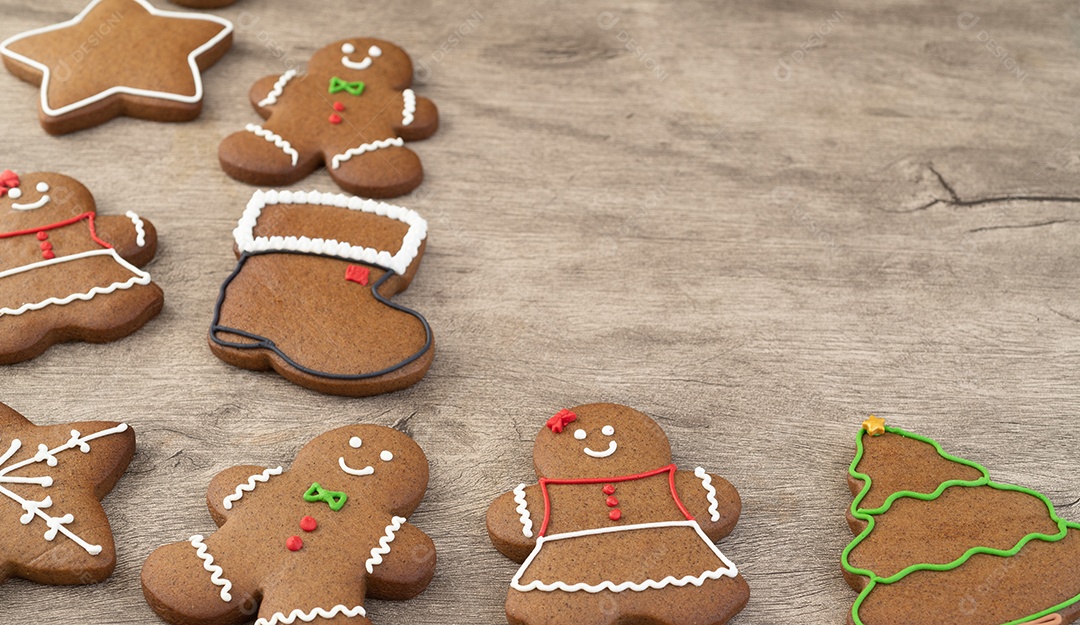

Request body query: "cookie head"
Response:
[0, 171, 94, 230]
[292, 424, 429, 513]
[533, 404, 673, 480]
[313, 38, 414, 88]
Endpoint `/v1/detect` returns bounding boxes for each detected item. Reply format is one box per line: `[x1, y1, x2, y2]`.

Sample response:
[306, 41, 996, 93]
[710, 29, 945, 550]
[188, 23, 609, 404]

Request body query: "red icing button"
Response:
[333, 101, 345, 112]
[40, 241, 52, 251]
[42, 251, 55, 260]
[300, 516, 317, 532]
[329, 113, 343, 124]
[606, 496, 619, 507]
[609, 509, 622, 521]
[36, 231, 48, 241]
[286, 535, 303, 551]
[602, 484, 615, 495]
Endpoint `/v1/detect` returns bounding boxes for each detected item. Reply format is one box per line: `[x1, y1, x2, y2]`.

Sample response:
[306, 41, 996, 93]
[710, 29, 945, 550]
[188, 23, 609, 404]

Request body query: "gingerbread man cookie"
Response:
[209, 189, 433, 396]
[843, 417, 1080, 625]
[487, 404, 749, 625]
[0, 171, 163, 365]
[219, 38, 438, 198]
[0, 0, 233, 135]
[0, 402, 135, 588]
[142, 424, 436, 625]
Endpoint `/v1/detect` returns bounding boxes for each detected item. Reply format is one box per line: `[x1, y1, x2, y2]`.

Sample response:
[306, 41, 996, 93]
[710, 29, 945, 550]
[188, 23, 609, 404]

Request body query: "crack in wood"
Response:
[966, 219, 1075, 234]
[888, 163, 1080, 213]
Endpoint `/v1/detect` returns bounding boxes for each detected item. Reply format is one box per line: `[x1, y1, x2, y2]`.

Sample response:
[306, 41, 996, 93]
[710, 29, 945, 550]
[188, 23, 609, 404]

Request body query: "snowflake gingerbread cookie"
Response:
[219, 38, 438, 198]
[141, 424, 436, 625]
[486, 404, 750, 625]
[0, 171, 163, 365]
[843, 416, 1080, 625]
[0, 402, 135, 588]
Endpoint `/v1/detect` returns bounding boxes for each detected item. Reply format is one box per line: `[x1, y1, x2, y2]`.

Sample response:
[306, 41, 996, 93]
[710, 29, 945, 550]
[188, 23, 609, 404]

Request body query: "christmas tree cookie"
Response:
[843, 416, 1080, 625]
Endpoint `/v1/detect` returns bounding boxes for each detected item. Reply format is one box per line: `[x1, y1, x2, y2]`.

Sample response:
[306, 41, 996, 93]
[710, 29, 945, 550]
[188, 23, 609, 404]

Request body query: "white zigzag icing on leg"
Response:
[222, 466, 282, 510]
[694, 467, 721, 522]
[513, 484, 532, 537]
[365, 516, 406, 573]
[190, 535, 232, 602]
[254, 605, 367, 625]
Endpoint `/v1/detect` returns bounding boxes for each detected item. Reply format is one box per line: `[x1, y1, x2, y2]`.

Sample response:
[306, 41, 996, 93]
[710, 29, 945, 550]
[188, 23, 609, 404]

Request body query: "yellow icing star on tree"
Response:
[861, 415, 886, 436]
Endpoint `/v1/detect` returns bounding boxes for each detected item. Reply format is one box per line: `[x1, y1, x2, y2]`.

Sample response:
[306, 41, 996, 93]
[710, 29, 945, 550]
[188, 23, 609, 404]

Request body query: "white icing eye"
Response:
[341, 43, 356, 55]
[602, 425, 615, 436]
[573, 429, 586, 440]
[36, 182, 49, 193]
[8, 187, 21, 199]
[349, 436, 362, 448]
[380, 450, 393, 462]
[368, 45, 382, 57]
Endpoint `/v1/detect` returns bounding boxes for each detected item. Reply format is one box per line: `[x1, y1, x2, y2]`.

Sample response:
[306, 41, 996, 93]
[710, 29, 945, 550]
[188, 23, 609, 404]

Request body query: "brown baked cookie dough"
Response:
[0, 0, 233, 134]
[843, 416, 1080, 625]
[487, 403, 749, 625]
[171, 0, 237, 7]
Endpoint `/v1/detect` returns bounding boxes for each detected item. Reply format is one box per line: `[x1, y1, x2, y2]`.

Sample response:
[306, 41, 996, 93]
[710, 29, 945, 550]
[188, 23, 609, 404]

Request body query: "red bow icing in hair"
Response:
[546, 409, 577, 433]
[0, 170, 19, 197]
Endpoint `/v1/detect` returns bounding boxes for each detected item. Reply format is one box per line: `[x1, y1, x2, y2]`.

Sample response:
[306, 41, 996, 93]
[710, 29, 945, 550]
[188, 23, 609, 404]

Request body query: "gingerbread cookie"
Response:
[0, 171, 163, 365]
[486, 404, 749, 625]
[219, 38, 438, 198]
[843, 416, 1080, 625]
[0, 0, 233, 135]
[209, 189, 432, 396]
[0, 402, 135, 588]
[142, 424, 436, 625]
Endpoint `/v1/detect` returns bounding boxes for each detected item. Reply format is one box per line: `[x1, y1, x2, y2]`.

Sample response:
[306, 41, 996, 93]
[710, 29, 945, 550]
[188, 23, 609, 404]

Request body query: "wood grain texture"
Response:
[0, 0, 1078, 623]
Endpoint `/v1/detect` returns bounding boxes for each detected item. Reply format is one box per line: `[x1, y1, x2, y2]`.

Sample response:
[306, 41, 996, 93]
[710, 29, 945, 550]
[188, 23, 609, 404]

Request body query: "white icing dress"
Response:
[0, 213, 149, 316]
[511, 464, 738, 593]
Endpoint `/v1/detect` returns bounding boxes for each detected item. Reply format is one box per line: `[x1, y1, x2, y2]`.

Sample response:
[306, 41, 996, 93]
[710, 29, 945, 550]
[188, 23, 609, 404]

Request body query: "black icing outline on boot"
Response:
[209, 251, 432, 380]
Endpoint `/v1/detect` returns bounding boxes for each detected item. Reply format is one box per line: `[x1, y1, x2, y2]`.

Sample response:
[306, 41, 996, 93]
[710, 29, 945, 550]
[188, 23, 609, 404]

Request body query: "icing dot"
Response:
[8, 187, 21, 199]
[36, 182, 49, 193]
[341, 43, 356, 54]
[349, 437, 362, 448]
[380, 450, 393, 462]
[369, 45, 382, 57]
[602, 484, 615, 495]
[333, 101, 345, 112]
[300, 516, 317, 532]
[609, 509, 622, 521]
[606, 496, 619, 507]
[329, 113, 343, 125]
[286, 535, 303, 551]
[573, 429, 586, 440]
[36, 231, 47, 241]
[602, 425, 615, 436]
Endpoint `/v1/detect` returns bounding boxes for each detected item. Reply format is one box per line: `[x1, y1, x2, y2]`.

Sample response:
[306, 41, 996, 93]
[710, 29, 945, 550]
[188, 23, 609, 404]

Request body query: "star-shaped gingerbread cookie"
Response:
[0, 402, 135, 587]
[0, 0, 233, 135]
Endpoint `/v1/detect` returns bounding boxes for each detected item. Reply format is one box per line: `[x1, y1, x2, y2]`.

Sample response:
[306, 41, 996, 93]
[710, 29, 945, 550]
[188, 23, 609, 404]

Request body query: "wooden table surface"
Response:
[1, 0, 1078, 623]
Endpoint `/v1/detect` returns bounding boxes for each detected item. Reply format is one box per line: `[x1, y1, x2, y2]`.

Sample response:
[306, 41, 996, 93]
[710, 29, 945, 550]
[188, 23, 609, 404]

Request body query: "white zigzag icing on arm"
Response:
[365, 516, 407, 574]
[331, 137, 404, 170]
[125, 211, 146, 247]
[401, 88, 416, 126]
[513, 484, 533, 537]
[254, 605, 367, 625]
[694, 467, 721, 522]
[222, 466, 282, 510]
[190, 535, 232, 602]
[258, 70, 297, 107]
[245, 124, 299, 166]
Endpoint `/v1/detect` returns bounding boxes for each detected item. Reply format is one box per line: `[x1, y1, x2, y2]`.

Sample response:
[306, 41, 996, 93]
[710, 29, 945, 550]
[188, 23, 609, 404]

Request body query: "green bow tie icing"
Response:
[329, 77, 365, 96]
[304, 482, 348, 511]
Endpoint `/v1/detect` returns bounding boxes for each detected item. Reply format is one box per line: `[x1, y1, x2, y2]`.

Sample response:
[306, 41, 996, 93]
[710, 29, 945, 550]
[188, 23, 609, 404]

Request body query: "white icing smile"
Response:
[10, 182, 49, 210]
[341, 43, 382, 70]
[338, 457, 374, 476]
[584, 441, 618, 458]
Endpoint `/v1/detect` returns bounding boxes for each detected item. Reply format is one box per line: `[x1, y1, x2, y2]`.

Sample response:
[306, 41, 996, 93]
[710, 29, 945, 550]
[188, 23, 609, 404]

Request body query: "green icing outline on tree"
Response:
[842, 425, 1080, 625]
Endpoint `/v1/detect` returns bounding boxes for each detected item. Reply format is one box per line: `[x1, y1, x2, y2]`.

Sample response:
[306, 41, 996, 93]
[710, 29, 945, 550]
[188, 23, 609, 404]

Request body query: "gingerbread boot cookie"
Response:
[487, 404, 750, 625]
[0, 171, 163, 364]
[141, 424, 436, 625]
[219, 38, 438, 198]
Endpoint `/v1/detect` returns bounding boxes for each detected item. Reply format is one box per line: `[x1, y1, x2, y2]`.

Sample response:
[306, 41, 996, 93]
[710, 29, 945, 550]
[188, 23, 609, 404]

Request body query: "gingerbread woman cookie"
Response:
[209, 189, 433, 396]
[487, 404, 749, 625]
[142, 424, 436, 625]
[0, 402, 135, 588]
[219, 38, 438, 198]
[0, 0, 233, 135]
[843, 416, 1080, 625]
[0, 171, 163, 365]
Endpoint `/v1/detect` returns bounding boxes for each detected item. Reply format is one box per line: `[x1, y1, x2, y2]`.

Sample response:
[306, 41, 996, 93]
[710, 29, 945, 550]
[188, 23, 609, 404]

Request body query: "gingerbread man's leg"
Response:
[506, 589, 622, 625]
[610, 577, 751, 625]
[256, 578, 373, 625]
[142, 538, 260, 625]
[219, 125, 323, 188]
[325, 143, 424, 199]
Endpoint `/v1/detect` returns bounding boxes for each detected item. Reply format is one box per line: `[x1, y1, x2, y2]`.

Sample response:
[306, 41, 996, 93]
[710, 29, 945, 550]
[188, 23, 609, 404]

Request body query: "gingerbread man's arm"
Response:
[675, 468, 741, 541]
[94, 213, 157, 268]
[392, 92, 438, 142]
[206, 464, 282, 527]
[486, 483, 541, 563]
[365, 520, 437, 600]
[250, 72, 296, 119]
